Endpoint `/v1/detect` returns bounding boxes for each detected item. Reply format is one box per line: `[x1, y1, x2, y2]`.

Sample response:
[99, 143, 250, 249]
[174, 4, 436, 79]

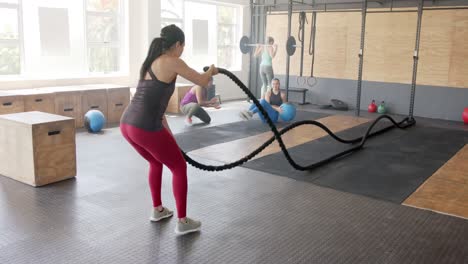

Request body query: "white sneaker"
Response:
[184, 117, 193, 126]
[150, 207, 173, 222]
[238, 110, 253, 121]
[175, 217, 201, 235]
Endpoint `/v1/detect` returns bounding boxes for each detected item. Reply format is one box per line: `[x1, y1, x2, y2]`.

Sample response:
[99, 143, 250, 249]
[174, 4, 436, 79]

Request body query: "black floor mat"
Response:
[242, 122, 468, 203]
[175, 110, 329, 152]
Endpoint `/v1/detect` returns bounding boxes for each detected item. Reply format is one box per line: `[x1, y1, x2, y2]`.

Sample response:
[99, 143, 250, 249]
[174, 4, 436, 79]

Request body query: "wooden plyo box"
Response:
[81, 84, 130, 123]
[166, 83, 193, 114]
[0, 91, 25, 115]
[81, 88, 108, 119]
[41, 86, 83, 128]
[106, 86, 130, 123]
[0, 111, 76, 187]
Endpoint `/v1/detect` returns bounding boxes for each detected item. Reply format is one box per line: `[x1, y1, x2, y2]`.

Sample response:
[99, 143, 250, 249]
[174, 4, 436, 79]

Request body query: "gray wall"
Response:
[276, 74, 468, 122]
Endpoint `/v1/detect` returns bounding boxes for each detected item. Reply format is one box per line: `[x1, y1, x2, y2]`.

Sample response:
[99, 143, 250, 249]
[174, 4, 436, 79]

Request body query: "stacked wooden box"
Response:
[166, 83, 193, 114]
[82, 84, 130, 123]
[0, 84, 131, 128]
[0, 90, 25, 114]
[0, 82, 197, 124]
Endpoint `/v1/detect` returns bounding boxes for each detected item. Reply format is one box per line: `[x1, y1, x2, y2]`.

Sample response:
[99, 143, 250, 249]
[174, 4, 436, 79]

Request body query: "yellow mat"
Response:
[404, 144, 468, 219]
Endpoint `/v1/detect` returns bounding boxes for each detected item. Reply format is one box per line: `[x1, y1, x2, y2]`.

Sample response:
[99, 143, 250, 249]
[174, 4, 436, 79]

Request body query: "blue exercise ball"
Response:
[279, 103, 297, 122]
[84, 110, 106, 133]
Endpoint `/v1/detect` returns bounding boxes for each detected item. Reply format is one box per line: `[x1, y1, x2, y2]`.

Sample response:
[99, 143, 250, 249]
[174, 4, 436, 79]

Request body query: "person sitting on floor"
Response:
[239, 78, 286, 123]
[180, 77, 220, 125]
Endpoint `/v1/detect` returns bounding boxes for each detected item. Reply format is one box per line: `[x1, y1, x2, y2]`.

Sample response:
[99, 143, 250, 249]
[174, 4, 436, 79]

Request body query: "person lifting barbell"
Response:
[254, 37, 277, 99]
[239, 35, 301, 98]
[239, 36, 278, 99]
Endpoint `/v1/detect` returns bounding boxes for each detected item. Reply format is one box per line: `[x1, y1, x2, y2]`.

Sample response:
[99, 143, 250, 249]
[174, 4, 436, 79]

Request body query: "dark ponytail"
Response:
[140, 24, 185, 80]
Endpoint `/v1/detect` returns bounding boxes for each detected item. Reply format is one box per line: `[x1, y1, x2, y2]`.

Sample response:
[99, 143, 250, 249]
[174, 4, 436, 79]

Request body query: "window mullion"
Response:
[85, 0, 122, 74]
[0, 39, 18, 45]
[0, 3, 18, 9]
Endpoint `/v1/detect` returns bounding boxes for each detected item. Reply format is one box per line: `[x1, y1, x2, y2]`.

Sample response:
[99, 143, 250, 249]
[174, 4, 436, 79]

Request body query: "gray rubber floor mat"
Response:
[243, 122, 468, 203]
[175, 110, 329, 152]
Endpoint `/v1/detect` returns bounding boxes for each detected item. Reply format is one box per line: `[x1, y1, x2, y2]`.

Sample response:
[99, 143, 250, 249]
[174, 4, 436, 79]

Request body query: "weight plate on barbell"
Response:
[286, 36, 296, 56]
[240, 36, 251, 54]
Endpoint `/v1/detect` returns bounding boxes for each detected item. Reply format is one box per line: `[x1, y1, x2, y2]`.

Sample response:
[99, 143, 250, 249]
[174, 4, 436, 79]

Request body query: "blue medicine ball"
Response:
[279, 103, 296, 122]
[84, 110, 106, 133]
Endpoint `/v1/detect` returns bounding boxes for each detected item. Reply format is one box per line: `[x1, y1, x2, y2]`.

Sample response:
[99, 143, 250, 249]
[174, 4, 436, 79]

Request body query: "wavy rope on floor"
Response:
[181, 67, 416, 171]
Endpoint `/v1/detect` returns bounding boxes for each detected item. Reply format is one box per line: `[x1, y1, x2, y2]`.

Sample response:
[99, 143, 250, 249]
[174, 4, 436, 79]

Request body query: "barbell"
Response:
[239, 36, 275, 54]
[239, 35, 301, 56]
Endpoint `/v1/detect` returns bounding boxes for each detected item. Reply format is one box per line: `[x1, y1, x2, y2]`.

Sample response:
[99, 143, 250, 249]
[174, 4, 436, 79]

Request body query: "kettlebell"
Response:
[463, 107, 468, 124]
[378, 101, 386, 114]
[368, 100, 377, 113]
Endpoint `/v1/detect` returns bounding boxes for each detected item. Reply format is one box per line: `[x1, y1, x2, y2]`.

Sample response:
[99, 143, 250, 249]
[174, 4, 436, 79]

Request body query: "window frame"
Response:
[182, 0, 242, 71]
[215, 2, 242, 71]
[0, 0, 24, 77]
[84, 0, 125, 75]
[161, 0, 185, 30]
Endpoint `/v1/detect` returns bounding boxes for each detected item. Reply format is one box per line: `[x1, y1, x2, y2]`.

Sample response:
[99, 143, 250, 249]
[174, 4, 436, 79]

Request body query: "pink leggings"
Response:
[120, 123, 187, 218]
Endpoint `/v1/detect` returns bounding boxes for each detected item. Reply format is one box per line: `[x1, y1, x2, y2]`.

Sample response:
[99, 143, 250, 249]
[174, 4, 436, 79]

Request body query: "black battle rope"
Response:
[181, 67, 416, 172]
[298, 11, 308, 42]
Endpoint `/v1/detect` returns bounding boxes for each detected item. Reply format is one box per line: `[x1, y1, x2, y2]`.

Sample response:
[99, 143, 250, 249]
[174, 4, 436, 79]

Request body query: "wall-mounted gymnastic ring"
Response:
[307, 76, 317, 87]
[296, 76, 307, 86]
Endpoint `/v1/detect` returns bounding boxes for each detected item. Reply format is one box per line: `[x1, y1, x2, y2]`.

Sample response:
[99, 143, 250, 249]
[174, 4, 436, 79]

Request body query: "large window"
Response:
[0, 0, 126, 79]
[86, 0, 122, 73]
[217, 5, 240, 70]
[0, 0, 21, 75]
[161, 0, 184, 29]
[183, 1, 216, 71]
[170, 1, 242, 71]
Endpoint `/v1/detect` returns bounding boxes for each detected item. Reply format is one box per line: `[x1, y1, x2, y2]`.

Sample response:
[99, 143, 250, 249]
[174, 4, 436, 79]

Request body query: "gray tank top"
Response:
[270, 90, 283, 106]
[121, 69, 175, 131]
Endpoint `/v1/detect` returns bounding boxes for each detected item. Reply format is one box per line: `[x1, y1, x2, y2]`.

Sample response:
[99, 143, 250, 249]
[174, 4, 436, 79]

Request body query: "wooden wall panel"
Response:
[448, 10, 468, 88]
[314, 13, 348, 79]
[266, 9, 468, 88]
[266, 12, 361, 80]
[344, 13, 362, 79]
[362, 14, 387, 82]
[418, 11, 454, 87]
[386, 13, 417, 83]
[363, 13, 416, 84]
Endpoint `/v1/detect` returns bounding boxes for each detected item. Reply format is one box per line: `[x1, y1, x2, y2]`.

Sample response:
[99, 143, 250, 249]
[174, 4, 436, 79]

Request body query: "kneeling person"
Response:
[180, 77, 220, 125]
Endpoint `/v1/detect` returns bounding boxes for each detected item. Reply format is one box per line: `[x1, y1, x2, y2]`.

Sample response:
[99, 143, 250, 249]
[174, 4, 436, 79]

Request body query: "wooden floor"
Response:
[404, 144, 468, 219]
[189, 115, 369, 163]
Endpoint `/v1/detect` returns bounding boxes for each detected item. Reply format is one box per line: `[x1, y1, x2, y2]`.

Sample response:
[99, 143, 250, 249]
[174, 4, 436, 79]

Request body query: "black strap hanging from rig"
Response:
[409, 0, 424, 120]
[181, 67, 416, 172]
[298, 11, 307, 77]
[308, 11, 317, 78]
[355, 0, 368, 117]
